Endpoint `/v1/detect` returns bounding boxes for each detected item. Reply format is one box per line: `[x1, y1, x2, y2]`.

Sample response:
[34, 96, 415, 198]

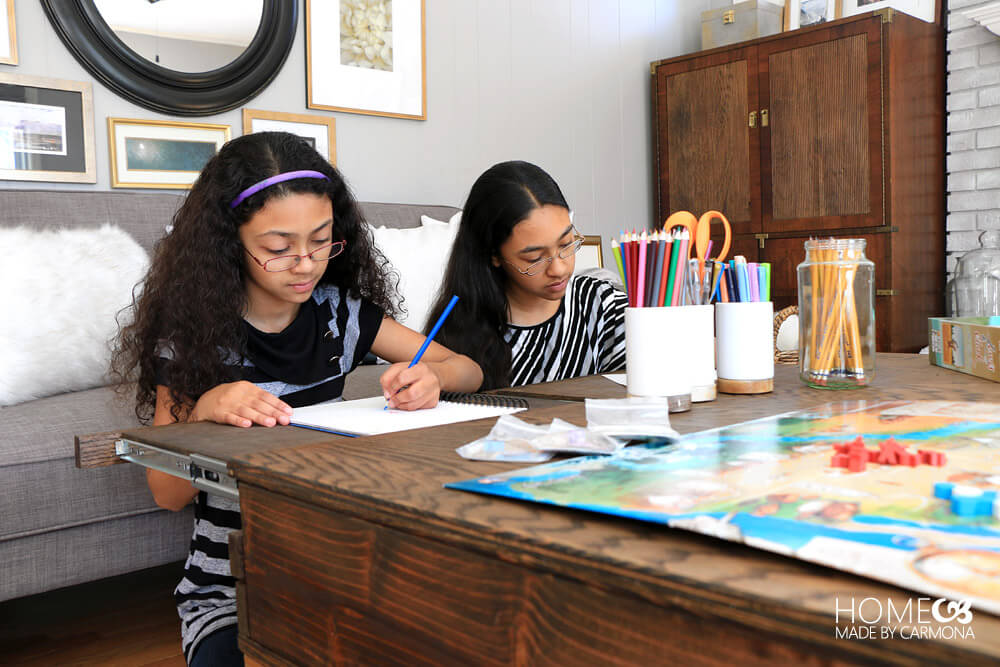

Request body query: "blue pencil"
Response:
[385, 294, 459, 409]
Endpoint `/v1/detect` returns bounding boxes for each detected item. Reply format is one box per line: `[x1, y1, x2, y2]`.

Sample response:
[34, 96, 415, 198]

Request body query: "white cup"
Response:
[715, 301, 774, 394]
[625, 306, 700, 411]
[685, 304, 717, 402]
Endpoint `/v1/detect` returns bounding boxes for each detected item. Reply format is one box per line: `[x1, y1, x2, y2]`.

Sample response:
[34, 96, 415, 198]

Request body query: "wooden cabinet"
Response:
[652, 10, 944, 352]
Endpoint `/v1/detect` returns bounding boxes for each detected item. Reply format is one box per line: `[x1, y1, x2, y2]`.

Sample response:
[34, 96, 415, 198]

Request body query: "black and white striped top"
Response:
[504, 274, 626, 386]
[157, 284, 383, 663]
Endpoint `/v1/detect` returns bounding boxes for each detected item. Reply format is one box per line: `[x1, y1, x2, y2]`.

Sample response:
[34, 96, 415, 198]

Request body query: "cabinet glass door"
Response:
[654, 48, 758, 234]
[759, 22, 885, 233]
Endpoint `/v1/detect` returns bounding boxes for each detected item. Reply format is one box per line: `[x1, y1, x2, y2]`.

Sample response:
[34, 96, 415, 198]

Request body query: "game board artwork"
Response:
[447, 401, 1000, 613]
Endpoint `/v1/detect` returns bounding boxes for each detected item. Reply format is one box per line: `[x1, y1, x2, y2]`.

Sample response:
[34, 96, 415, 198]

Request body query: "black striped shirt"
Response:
[161, 284, 383, 663]
[504, 274, 626, 386]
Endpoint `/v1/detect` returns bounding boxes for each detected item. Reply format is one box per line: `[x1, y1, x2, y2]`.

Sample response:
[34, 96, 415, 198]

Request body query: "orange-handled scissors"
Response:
[663, 210, 732, 278]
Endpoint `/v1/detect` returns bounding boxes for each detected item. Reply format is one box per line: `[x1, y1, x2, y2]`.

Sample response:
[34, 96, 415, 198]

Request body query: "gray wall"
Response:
[0, 0, 715, 259]
[946, 0, 1000, 277]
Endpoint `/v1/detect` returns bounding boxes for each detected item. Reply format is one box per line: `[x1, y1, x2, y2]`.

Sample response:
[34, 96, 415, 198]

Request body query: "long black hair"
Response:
[111, 131, 399, 422]
[425, 161, 568, 390]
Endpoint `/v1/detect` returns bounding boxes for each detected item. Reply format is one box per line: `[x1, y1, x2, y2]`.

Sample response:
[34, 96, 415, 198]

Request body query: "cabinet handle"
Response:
[749, 111, 757, 128]
[761, 108, 769, 127]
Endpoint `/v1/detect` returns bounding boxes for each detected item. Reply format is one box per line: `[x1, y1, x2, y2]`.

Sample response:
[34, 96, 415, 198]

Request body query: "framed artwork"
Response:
[0, 0, 16, 66]
[108, 118, 230, 189]
[577, 236, 605, 272]
[784, 0, 837, 30]
[242, 109, 337, 164]
[839, 0, 938, 23]
[306, 0, 426, 120]
[0, 73, 95, 183]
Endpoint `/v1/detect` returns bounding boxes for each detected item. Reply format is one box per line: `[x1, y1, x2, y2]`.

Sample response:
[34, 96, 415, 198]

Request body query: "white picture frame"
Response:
[306, 0, 426, 120]
[242, 109, 336, 164]
[108, 117, 230, 189]
[840, 0, 937, 23]
[785, 0, 838, 30]
[0, 73, 95, 183]
[0, 0, 16, 66]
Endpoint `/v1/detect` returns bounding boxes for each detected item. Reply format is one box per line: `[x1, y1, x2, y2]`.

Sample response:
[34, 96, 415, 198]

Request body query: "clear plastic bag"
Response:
[584, 397, 679, 440]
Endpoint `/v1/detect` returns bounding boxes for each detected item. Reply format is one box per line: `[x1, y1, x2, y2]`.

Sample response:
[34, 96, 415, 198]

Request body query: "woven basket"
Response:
[773, 305, 799, 365]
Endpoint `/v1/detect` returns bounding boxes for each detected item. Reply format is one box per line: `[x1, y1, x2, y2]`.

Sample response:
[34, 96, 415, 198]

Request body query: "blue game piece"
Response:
[989, 316, 1000, 327]
[949, 489, 997, 517]
[934, 482, 954, 500]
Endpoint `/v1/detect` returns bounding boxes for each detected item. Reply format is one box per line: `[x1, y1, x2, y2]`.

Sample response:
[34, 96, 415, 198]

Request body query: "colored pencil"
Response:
[671, 230, 689, 307]
[748, 262, 760, 302]
[611, 238, 625, 289]
[761, 262, 771, 302]
[637, 231, 647, 308]
[725, 263, 738, 302]
[650, 231, 665, 309]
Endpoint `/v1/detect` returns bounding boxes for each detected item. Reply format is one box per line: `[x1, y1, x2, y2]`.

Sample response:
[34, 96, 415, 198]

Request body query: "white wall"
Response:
[945, 0, 1000, 278]
[0, 0, 714, 258]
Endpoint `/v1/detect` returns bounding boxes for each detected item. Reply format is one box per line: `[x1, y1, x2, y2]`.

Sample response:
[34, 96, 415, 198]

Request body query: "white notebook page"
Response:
[291, 396, 526, 436]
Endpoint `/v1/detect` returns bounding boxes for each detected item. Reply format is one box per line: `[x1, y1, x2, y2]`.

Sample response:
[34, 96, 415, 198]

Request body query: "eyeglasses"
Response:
[244, 241, 346, 272]
[504, 231, 586, 276]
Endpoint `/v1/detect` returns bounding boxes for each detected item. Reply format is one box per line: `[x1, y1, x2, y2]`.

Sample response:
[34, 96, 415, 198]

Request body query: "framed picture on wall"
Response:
[242, 109, 337, 163]
[0, 0, 16, 66]
[306, 0, 426, 120]
[840, 0, 937, 23]
[0, 73, 95, 183]
[784, 0, 837, 30]
[108, 118, 230, 189]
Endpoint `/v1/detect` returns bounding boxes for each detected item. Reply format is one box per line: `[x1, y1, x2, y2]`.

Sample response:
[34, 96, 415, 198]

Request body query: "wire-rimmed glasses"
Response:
[244, 240, 346, 272]
[505, 231, 586, 276]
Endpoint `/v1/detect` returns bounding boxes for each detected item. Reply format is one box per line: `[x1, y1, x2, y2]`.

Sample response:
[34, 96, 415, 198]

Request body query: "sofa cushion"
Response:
[0, 225, 150, 407]
[0, 455, 188, 542]
[371, 218, 460, 331]
[0, 385, 140, 467]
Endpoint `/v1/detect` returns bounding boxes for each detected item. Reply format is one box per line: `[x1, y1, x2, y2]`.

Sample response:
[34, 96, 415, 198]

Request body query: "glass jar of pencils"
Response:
[797, 238, 875, 389]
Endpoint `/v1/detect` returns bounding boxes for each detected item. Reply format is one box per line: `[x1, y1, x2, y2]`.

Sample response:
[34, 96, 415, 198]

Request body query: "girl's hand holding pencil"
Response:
[380, 362, 443, 410]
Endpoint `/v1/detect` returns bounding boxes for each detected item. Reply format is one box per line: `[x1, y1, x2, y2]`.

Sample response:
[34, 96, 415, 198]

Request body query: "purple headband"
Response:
[229, 170, 330, 209]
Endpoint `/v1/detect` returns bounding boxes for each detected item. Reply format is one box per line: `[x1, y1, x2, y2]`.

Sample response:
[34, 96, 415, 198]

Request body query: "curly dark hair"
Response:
[111, 131, 399, 423]
[425, 161, 568, 390]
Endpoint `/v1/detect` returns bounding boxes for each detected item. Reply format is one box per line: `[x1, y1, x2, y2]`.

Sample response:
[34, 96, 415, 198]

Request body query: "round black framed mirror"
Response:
[41, 0, 297, 116]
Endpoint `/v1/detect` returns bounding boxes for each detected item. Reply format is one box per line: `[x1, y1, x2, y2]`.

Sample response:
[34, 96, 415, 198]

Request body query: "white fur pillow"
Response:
[0, 225, 149, 406]
[371, 213, 460, 331]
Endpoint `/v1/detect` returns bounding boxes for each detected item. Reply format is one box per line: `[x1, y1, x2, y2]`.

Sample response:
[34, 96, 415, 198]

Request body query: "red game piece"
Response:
[847, 452, 867, 473]
[899, 451, 919, 467]
[867, 449, 880, 462]
[918, 450, 947, 466]
[831, 454, 850, 468]
[877, 438, 909, 465]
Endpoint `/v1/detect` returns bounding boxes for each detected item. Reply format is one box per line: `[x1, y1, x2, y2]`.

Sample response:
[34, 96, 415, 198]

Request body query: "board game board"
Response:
[447, 400, 1000, 613]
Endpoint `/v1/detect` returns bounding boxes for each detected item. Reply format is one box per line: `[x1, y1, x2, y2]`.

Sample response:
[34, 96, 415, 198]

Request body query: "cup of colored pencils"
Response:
[797, 238, 876, 388]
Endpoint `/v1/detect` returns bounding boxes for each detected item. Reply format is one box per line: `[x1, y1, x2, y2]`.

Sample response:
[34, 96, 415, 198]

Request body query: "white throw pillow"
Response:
[0, 225, 149, 406]
[371, 214, 460, 331]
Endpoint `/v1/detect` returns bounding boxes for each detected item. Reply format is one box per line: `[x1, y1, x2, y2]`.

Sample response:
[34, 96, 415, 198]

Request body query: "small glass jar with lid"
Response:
[946, 230, 1000, 317]
[797, 238, 875, 389]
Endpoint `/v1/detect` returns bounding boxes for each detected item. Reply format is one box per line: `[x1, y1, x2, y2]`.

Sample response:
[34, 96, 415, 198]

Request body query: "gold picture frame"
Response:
[242, 109, 337, 164]
[0, 73, 95, 183]
[579, 235, 605, 271]
[306, 0, 426, 120]
[108, 117, 230, 189]
[0, 0, 16, 66]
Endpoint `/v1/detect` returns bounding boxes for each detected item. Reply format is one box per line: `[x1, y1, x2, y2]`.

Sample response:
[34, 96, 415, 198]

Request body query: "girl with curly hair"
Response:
[112, 131, 482, 666]
[425, 161, 626, 391]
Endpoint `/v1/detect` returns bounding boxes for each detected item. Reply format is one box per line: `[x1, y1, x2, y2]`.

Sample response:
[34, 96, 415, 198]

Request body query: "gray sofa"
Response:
[0, 189, 459, 602]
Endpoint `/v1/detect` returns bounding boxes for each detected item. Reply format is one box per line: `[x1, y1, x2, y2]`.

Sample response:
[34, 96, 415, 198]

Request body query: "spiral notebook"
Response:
[290, 392, 529, 437]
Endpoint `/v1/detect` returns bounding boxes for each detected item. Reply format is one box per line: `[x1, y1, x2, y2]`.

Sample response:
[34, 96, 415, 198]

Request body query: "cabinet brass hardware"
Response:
[761, 108, 769, 127]
[876, 289, 898, 297]
[875, 7, 894, 22]
[749, 111, 757, 128]
[723, 10, 735, 24]
[754, 233, 768, 248]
